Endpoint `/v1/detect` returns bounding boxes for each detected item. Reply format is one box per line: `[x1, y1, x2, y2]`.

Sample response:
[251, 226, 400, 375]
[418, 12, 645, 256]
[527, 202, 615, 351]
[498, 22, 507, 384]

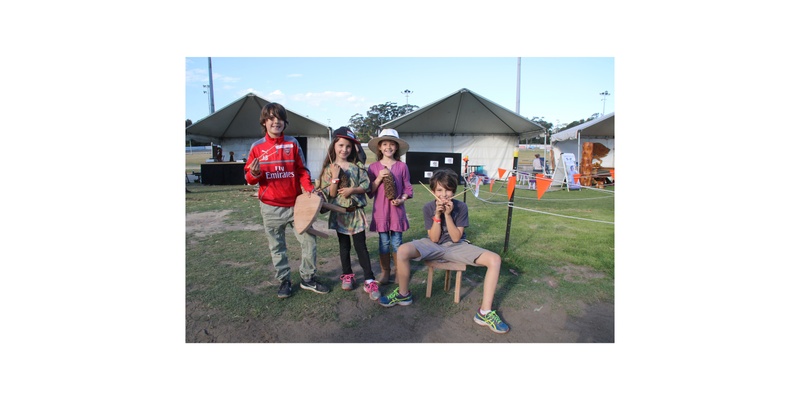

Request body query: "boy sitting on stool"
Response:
[378, 169, 509, 334]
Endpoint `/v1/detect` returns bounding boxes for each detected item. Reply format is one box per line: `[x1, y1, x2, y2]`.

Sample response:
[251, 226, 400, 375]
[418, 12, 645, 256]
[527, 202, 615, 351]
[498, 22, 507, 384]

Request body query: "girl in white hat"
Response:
[366, 129, 413, 284]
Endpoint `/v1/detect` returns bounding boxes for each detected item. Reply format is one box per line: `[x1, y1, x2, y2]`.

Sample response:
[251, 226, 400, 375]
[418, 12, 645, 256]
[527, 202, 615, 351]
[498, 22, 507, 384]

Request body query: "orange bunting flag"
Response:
[536, 177, 552, 200]
[610, 169, 615, 180]
[507, 176, 516, 200]
[573, 173, 581, 184]
[489, 179, 495, 192]
[498, 168, 506, 179]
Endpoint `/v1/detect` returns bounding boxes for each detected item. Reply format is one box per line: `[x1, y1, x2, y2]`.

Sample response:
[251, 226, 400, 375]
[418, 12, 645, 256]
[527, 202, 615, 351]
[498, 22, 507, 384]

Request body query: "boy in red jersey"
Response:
[245, 103, 330, 298]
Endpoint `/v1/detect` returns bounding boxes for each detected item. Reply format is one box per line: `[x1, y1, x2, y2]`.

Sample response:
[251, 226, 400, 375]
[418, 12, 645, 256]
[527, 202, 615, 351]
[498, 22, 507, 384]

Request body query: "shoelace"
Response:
[365, 281, 379, 292]
[483, 311, 502, 325]
[388, 288, 410, 300]
[340, 274, 354, 283]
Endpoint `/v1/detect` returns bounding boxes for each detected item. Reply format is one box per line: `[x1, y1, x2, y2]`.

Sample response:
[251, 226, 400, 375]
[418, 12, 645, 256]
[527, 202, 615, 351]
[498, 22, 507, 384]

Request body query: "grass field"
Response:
[185, 150, 614, 325]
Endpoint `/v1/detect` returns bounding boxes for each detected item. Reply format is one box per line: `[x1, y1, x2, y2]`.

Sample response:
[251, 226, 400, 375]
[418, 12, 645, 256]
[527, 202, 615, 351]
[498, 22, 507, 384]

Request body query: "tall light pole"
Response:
[207, 57, 215, 114]
[599, 90, 609, 115]
[203, 85, 214, 116]
[401, 89, 413, 105]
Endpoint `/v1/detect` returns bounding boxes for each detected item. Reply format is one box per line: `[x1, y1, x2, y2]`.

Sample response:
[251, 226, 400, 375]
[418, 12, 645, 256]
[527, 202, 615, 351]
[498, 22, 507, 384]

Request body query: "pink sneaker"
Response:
[363, 280, 380, 300]
[340, 273, 355, 291]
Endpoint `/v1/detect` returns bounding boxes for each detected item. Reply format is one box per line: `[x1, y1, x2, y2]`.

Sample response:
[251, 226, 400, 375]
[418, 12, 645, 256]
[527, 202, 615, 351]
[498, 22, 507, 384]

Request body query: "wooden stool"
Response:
[425, 259, 467, 303]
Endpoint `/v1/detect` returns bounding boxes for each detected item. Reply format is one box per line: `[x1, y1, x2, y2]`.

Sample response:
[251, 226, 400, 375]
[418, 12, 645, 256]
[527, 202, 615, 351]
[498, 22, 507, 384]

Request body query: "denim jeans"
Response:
[259, 202, 317, 282]
[378, 231, 403, 254]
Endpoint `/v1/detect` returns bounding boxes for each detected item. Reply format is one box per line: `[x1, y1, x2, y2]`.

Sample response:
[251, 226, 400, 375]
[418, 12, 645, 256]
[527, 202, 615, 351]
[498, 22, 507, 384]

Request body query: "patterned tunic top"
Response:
[320, 162, 370, 235]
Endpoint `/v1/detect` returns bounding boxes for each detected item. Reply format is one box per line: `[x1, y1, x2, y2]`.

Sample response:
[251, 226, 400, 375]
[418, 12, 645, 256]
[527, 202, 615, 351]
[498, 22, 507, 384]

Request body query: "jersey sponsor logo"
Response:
[262, 164, 295, 180]
[264, 171, 295, 179]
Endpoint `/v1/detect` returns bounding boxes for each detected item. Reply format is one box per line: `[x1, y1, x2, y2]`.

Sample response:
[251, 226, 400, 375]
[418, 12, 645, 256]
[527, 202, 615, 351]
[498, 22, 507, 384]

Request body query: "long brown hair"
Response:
[319, 136, 359, 183]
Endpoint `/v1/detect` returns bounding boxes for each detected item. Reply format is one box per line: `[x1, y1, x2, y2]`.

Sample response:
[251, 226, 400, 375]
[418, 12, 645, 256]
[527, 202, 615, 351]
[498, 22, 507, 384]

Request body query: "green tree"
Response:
[349, 102, 418, 143]
[564, 114, 598, 130]
[524, 116, 553, 144]
[530, 116, 553, 134]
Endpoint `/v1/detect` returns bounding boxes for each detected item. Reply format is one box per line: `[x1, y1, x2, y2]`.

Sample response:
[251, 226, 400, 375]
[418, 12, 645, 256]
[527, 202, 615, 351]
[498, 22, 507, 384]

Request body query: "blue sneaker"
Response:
[473, 310, 509, 334]
[379, 287, 412, 307]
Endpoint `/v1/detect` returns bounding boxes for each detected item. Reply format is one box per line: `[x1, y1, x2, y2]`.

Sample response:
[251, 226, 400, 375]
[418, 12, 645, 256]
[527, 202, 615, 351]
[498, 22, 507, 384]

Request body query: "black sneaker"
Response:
[300, 277, 330, 294]
[277, 280, 292, 299]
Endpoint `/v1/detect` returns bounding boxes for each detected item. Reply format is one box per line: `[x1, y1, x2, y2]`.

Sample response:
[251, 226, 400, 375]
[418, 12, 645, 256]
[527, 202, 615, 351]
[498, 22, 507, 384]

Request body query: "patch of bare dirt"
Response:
[186, 210, 614, 343]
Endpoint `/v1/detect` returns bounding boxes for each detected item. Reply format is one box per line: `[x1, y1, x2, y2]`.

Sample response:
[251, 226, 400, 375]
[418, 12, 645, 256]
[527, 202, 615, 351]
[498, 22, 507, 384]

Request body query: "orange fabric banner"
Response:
[573, 173, 580, 184]
[490, 179, 495, 192]
[610, 169, 615, 180]
[507, 176, 516, 199]
[536, 177, 552, 200]
[498, 168, 506, 179]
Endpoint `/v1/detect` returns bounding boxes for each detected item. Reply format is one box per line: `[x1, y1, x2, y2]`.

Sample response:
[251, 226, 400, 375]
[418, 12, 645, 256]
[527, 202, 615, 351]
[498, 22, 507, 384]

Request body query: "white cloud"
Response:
[287, 73, 302, 78]
[217, 74, 240, 83]
[267, 89, 286, 101]
[185, 68, 208, 83]
[290, 91, 364, 107]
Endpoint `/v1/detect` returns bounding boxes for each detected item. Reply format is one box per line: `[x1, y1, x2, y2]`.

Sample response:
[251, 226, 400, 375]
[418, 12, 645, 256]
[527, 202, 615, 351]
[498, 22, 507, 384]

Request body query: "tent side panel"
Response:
[403, 133, 517, 180]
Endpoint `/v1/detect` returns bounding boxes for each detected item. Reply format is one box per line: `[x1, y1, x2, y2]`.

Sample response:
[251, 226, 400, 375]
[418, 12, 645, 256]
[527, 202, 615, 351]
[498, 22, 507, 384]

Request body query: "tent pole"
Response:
[577, 130, 581, 167]
[544, 130, 548, 174]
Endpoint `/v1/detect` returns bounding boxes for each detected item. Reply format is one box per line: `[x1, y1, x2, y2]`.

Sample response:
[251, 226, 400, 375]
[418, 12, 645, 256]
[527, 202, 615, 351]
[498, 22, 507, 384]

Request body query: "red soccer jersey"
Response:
[244, 134, 313, 207]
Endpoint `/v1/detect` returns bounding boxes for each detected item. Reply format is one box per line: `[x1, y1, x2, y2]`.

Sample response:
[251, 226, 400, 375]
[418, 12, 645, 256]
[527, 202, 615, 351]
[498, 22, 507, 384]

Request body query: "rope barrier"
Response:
[510, 205, 615, 225]
[460, 172, 614, 225]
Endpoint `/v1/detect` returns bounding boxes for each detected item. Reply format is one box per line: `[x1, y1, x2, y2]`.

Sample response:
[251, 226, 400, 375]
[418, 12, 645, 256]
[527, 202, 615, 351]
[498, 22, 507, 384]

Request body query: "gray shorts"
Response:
[409, 238, 487, 266]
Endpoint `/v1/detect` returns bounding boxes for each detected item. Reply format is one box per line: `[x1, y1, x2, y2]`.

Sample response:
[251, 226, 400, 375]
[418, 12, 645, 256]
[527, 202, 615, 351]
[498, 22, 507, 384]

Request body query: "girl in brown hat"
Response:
[320, 127, 380, 300]
[366, 129, 413, 285]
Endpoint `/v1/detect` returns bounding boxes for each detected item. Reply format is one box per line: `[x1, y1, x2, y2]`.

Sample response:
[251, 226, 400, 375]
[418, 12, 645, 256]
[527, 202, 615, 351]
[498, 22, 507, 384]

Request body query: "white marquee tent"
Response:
[185, 93, 332, 179]
[381, 88, 545, 180]
[549, 112, 615, 185]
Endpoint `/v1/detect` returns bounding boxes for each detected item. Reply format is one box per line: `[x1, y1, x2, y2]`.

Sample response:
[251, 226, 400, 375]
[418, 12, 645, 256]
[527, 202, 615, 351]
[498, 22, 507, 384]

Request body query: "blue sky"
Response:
[185, 57, 614, 130]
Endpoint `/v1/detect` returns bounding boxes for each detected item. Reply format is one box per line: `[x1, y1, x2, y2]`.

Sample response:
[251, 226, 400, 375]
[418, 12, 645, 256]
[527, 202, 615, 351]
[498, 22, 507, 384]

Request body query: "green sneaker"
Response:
[473, 310, 509, 334]
[379, 287, 412, 307]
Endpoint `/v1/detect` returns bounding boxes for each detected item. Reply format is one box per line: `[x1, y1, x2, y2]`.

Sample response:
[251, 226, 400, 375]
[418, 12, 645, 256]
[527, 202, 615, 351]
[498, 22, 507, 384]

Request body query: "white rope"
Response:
[459, 172, 614, 224]
[510, 204, 614, 225]
[512, 192, 615, 202]
[570, 185, 616, 194]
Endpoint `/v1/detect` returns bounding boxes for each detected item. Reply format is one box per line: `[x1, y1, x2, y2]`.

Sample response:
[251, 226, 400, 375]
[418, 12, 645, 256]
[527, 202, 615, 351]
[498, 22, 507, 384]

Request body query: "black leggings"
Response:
[338, 231, 375, 280]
